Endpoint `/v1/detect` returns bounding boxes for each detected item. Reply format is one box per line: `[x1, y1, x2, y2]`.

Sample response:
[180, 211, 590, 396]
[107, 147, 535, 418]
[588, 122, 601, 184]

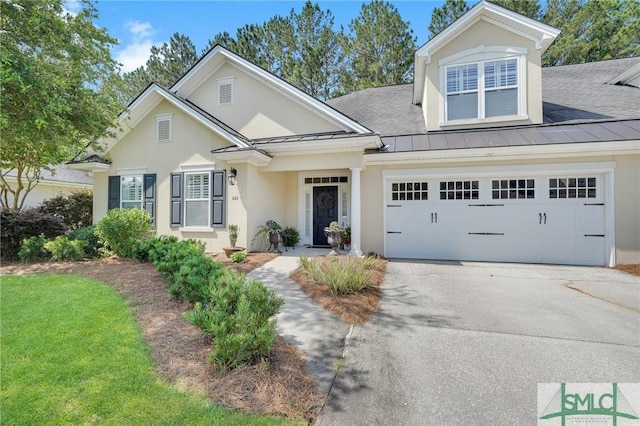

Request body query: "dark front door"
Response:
[313, 186, 339, 246]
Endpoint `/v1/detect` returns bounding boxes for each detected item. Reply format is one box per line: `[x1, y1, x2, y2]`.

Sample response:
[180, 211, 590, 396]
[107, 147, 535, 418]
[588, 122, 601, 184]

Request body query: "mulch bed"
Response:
[0, 257, 322, 422]
[211, 251, 280, 275]
[290, 256, 387, 324]
[615, 264, 640, 277]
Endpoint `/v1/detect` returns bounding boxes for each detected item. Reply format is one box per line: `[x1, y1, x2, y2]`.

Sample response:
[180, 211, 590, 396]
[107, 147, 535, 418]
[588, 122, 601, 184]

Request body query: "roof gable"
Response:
[413, 0, 560, 103]
[101, 83, 250, 155]
[170, 45, 372, 135]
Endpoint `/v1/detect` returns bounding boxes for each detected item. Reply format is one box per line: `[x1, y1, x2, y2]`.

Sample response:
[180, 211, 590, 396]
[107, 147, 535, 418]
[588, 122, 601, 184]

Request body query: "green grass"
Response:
[0, 274, 293, 426]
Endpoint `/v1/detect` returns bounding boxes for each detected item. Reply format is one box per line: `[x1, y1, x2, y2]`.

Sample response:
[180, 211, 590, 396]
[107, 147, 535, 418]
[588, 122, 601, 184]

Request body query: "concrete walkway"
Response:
[246, 248, 352, 396]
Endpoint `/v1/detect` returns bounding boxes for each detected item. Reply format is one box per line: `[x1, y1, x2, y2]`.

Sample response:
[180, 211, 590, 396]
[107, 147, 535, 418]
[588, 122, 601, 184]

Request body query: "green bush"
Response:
[68, 225, 103, 258]
[44, 235, 86, 261]
[95, 208, 155, 258]
[185, 269, 283, 370]
[1, 208, 66, 259]
[230, 250, 247, 263]
[141, 237, 221, 304]
[298, 256, 372, 294]
[18, 234, 49, 263]
[281, 226, 300, 248]
[38, 190, 93, 230]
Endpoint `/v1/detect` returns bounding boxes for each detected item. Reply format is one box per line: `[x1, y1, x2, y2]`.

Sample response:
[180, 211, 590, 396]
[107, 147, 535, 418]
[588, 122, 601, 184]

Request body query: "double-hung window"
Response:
[446, 58, 519, 121]
[120, 175, 143, 209]
[184, 172, 210, 227]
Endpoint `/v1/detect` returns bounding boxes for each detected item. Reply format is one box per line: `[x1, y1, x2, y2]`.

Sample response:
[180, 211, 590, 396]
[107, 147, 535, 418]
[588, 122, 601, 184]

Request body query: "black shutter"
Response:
[170, 173, 183, 227]
[211, 170, 225, 227]
[143, 174, 156, 224]
[108, 176, 120, 210]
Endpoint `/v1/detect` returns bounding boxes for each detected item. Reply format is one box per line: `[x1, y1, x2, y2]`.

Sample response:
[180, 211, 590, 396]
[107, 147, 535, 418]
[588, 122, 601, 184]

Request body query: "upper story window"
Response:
[217, 77, 235, 105]
[156, 113, 172, 142]
[444, 55, 521, 122]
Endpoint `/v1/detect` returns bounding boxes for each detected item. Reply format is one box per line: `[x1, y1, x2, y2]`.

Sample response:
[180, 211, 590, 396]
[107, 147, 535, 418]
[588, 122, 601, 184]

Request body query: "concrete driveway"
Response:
[318, 261, 640, 425]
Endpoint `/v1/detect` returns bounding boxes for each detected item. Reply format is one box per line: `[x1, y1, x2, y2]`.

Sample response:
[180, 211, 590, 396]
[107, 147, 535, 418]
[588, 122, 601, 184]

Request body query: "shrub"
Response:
[298, 256, 373, 294]
[44, 235, 86, 261]
[94, 208, 155, 258]
[68, 225, 103, 258]
[281, 227, 300, 248]
[38, 190, 93, 230]
[18, 234, 49, 263]
[142, 238, 221, 304]
[1, 208, 66, 259]
[230, 250, 247, 263]
[185, 269, 283, 370]
[227, 224, 239, 247]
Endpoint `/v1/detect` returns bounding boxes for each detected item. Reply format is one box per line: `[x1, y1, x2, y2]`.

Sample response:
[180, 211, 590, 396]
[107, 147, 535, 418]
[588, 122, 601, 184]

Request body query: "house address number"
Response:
[232, 196, 239, 200]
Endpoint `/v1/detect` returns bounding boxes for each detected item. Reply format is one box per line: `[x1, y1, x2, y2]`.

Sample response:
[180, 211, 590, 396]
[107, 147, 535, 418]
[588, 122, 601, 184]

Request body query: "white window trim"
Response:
[183, 170, 212, 229]
[120, 174, 143, 210]
[439, 46, 527, 126]
[217, 76, 235, 106]
[156, 113, 173, 142]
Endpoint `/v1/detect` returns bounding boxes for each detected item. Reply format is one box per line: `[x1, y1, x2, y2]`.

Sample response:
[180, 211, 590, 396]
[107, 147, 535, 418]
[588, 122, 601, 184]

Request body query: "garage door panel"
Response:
[384, 173, 606, 265]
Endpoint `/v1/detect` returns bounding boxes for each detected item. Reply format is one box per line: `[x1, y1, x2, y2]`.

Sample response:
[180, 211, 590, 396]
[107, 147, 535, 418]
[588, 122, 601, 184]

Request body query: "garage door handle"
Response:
[539, 213, 542, 224]
[387, 231, 402, 234]
[435, 212, 438, 223]
[468, 232, 504, 236]
[584, 234, 605, 237]
[431, 212, 433, 223]
[544, 213, 547, 224]
[584, 203, 604, 206]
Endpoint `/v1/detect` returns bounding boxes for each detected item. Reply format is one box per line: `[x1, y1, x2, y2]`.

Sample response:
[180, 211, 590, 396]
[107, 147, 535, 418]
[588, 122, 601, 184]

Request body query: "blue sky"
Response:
[68, 1, 445, 72]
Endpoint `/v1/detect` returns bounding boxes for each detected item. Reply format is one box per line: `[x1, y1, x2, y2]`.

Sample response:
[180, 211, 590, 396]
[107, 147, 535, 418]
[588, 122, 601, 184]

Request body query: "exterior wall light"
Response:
[228, 168, 237, 185]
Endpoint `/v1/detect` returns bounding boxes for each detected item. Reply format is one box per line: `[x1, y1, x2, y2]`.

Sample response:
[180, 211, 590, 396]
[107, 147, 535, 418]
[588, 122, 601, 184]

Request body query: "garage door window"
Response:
[439, 180, 478, 200]
[549, 177, 596, 199]
[391, 182, 428, 201]
[492, 179, 535, 199]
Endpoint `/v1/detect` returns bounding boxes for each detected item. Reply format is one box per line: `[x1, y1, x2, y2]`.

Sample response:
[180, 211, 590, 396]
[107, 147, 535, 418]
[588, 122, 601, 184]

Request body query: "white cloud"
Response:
[63, 0, 82, 16]
[115, 20, 158, 73]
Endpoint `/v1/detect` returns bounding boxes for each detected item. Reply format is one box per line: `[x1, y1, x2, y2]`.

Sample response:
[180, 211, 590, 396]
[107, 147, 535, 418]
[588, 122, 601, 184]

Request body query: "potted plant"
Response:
[252, 220, 283, 253]
[340, 226, 351, 251]
[324, 221, 344, 255]
[281, 226, 300, 251]
[223, 224, 244, 258]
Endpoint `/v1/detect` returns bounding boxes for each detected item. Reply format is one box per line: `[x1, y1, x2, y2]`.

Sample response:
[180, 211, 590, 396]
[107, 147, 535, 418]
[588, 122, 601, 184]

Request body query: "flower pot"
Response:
[268, 231, 281, 253]
[324, 228, 342, 256]
[223, 247, 244, 258]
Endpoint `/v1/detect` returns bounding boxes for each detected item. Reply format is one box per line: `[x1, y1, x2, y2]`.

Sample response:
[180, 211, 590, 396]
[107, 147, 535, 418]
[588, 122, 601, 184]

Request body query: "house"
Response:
[2, 165, 93, 208]
[69, 1, 640, 266]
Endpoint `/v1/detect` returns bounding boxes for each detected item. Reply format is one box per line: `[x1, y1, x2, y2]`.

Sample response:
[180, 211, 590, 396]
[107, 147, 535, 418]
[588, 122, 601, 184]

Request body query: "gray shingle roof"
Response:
[542, 57, 640, 123]
[328, 57, 640, 137]
[327, 84, 426, 136]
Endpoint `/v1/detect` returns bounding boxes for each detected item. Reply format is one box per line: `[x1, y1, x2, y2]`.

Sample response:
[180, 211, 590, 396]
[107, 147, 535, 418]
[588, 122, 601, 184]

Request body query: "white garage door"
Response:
[385, 174, 607, 266]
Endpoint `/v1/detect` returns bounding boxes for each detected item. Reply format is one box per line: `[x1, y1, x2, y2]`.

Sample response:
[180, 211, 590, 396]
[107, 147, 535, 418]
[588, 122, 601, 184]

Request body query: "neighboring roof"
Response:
[376, 119, 640, 153]
[328, 57, 640, 136]
[606, 61, 640, 87]
[543, 57, 640, 123]
[326, 85, 426, 136]
[251, 131, 377, 145]
[4, 165, 93, 186]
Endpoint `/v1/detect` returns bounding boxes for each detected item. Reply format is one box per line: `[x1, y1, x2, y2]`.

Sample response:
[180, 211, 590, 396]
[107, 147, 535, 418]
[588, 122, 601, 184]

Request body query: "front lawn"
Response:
[0, 274, 292, 425]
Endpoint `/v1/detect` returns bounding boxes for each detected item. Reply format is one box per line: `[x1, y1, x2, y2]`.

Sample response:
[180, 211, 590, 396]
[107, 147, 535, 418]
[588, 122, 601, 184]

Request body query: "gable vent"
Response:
[156, 113, 172, 142]
[217, 77, 235, 105]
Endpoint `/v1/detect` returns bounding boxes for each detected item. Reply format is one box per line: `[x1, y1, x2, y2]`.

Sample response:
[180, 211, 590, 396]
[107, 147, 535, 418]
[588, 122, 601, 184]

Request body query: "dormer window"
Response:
[217, 77, 234, 105]
[445, 58, 519, 122]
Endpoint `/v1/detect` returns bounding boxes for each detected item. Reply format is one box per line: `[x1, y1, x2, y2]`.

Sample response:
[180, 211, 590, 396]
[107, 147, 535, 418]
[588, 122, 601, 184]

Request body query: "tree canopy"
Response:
[341, 0, 417, 93]
[0, 0, 121, 210]
[427, 0, 640, 66]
